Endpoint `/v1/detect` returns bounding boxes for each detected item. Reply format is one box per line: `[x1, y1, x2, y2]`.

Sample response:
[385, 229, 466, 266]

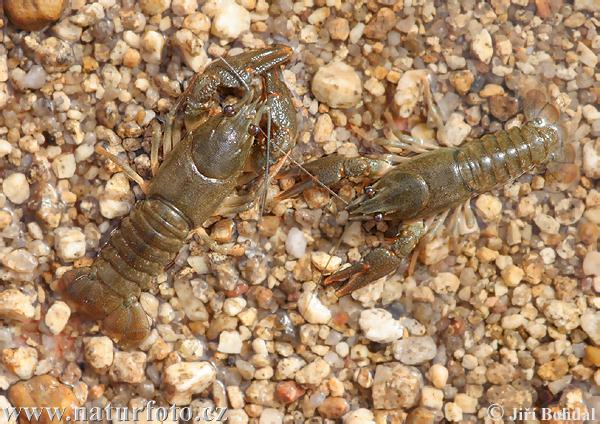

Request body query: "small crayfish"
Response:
[59, 45, 298, 346]
[279, 88, 568, 297]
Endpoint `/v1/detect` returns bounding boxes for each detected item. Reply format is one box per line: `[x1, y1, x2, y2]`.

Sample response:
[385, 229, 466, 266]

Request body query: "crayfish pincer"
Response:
[58, 45, 298, 346]
[279, 89, 568, 296]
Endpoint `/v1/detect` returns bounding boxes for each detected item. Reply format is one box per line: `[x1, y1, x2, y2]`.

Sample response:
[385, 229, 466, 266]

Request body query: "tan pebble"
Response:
[585, 345, 600, 366]
[406, 407, 435, 424]
[8, 375, 77, 424]
[318, 397, 349, 419]
[449, 70, 474, 95]
[211, 219, 235, 243]
[444, 402, 463, 422]
[501, 265, 524, 287]
[583, 251, 600, 276]
[0, 289, 35, 321]
[109, 352, 146, 384]
[0, 210, 12, 230]
[44, 301, 70, 335]
[314, 113, 334, 143]
[312, 62, 362, 109]
[328, 377, 345, 397]
[327, 17, 350, 41]
[2, 347, 38, 380]
[84, 337, 114, 370]
[454, 393, 477, 414]
[3, 173, 30, 205]
[4, 0, 66, 31]
[430, 272, 460, 294]
[420, 386, 443, 410]
[537, 357, 569, 381]
[475, 194, 502, 221]
[140, 0, 171, 15]
[471, 28, 493, 64]
[479, 84, 505, 97]
[364, 8, 397, 40]
[427, 364, 448, 388]
[477, 246, 499, 262]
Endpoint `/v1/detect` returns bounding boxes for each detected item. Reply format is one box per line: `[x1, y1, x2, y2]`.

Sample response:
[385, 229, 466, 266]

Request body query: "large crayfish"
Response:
[59, 45, 298, 346]
[279, 88, 567, 296]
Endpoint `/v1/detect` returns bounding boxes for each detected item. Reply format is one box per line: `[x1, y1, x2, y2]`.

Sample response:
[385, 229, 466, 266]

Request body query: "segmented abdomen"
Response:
[94, 197, 191, 295]
[457, 121, 558, 194]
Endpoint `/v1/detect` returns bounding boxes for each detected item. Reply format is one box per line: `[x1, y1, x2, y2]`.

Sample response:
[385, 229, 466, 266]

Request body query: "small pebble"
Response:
[4, 0, 66, 31]
[427, 364, 449, 388]
[44, 301, 70, 335]
[472, 28, 493, 63]
[208, 0, 250, 40]
[218, 330, 243, 354]
[109, 351, 147, 384]
[164, 361, 216, 394]
[359, 308, 404, 343]
[8, 375, 77, 421]
[51, 153, 76, 179]
[393, 336, 437, 365]
[312, 62, 362, 109]
[438, 113, 471, 146]
[54, 227, 86, 262]
[298, 291, 331, 324]
[285, 228, 307, 259]
[583, 251, 600, 276]
[0, 289, 35, 321]
[2, 347, 38, 379]
[3, 173, 30, 205]
[84, 336, 114, 370]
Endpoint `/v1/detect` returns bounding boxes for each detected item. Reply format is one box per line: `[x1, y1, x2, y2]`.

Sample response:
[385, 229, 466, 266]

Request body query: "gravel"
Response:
[0, 0, 598, 421]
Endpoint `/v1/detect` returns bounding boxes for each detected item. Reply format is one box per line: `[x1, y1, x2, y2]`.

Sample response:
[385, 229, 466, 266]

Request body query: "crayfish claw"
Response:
[324, 248, 404, 297]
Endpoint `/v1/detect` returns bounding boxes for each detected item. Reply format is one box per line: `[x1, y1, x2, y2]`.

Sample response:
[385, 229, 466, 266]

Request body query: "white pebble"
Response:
[45, 301, 71, 335]
[208, 0, 250, 40]
[54, 227, 86, 261]
[311, 251, 342, 272]
[427, 364, 449, 388]
[475, 194, 502, 221]
[312, 62, 362, 109]
[286, 227, 307, 259]
[22, 65, 47, 90]
[438, 113, 471, 146]
[472, 28, 493, 64]
[393, 336, 437, 364]
[259, 409, 283, 424]
[3, 173, 30, 204]
[394, 70, 429, 118]
[359, 308, 404, 343]
[52, 153, 76, 179]
[429, 272, 461, 294]
[298, 291, 331, 324]
[141, 31, 165, 64]
[584, 251, 600, 276]
[84, 336, 114, 369]
[0, 289, 35, 321]
[223, 297, 246, 316]
[534, 214, 560, 234]
[2, 249, 37, 273]
[581, 310, 600, 345]
[164, 361, 216, 393]
[583, 140, 600, 179]
[343, 408, 375, 424]
[0, 140, 12, 157]
[218, 330, 243, 354]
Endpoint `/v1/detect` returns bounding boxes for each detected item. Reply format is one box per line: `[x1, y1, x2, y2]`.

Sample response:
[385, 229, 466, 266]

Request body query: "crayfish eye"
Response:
[223, 104, 235, 117]
[248, 124, 260, 136]
[365, 186, 376, 198]
[374, 213, 384, 222]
